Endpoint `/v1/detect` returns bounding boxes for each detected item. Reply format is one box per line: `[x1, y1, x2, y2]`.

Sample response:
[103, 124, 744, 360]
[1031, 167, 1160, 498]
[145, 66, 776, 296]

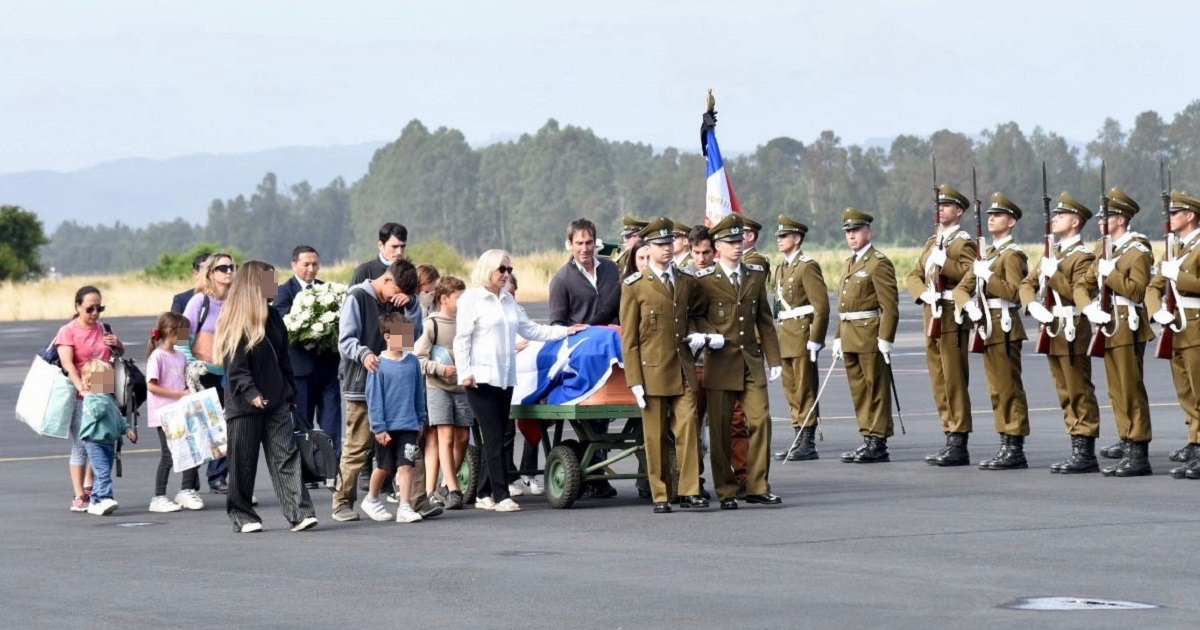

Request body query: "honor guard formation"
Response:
[616, 160, 1200, 514]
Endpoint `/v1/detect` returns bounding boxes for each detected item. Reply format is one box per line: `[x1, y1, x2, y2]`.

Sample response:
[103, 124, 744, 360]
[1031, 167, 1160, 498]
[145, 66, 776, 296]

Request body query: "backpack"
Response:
[295, 428, 338, 489]
[102, 324, 148, 416]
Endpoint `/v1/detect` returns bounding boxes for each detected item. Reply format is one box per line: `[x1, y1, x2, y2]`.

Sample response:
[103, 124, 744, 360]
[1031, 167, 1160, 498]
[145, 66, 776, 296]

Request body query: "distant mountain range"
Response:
[0, 142, 386, 230]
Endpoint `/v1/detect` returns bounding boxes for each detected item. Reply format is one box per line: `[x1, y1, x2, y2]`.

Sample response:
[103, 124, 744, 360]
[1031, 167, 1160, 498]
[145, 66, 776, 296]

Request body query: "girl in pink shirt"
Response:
[145, 312, 205, 513]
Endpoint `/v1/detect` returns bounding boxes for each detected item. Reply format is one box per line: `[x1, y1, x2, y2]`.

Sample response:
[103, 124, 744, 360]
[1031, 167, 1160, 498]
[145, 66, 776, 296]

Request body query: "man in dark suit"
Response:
[170, 251, 211, 314]
[275, 245, 342, 447]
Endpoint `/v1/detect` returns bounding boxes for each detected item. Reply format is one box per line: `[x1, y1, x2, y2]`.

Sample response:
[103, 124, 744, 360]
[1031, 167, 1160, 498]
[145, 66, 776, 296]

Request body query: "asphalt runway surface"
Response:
[2, 301, 1198, 629]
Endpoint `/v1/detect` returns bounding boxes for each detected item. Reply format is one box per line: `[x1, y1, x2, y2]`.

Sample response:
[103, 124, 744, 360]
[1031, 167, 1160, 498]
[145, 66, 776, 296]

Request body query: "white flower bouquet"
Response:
[283, 282, 348, 353]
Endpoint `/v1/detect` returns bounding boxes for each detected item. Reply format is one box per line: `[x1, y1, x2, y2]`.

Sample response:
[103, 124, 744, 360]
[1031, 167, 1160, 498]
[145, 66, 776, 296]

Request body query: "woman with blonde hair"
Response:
[214, 260, 316, 533]
[183, 251, 236, 493]
[453, 250, 586, 512]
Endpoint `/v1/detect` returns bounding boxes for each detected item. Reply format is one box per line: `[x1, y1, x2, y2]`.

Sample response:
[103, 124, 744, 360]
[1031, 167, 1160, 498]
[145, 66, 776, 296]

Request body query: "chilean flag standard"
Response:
[704, 126, 743, 226]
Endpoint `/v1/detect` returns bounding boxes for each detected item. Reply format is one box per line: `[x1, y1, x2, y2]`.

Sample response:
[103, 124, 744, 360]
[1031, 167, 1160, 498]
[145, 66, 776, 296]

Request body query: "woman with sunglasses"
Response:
[53, 285, 125, 512]
[453, 250, 586, 513]
[182, 252, 236, 493]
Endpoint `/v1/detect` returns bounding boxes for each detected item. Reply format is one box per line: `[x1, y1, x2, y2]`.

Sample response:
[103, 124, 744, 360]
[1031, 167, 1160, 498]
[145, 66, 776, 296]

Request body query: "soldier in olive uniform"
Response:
[620, 217, 710, 513]
[1146, 191, 1200, 479]
[694, 213, 783, 509]
[952, 193, 1032, 470]
[671, 220, 693, 270]
[771, 216, 830, 461]
[612, 215, 649, 272]
[833, 209, 900, 463]
[728, 216, 769, 487]
[1019, 193, 1102, 473]
[1082, 188, 1156, 477]
[905, 184, 978, 466]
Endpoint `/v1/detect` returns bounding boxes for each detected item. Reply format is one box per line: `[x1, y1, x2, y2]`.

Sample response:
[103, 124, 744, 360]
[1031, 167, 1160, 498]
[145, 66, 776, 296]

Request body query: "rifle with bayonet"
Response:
[1088, 162, 1113, 358]
[1155, 161, 1178, 360]
[969, 166, 988, 353]
[927, 156, 945, 338]
[1035, 162, 1056, 355]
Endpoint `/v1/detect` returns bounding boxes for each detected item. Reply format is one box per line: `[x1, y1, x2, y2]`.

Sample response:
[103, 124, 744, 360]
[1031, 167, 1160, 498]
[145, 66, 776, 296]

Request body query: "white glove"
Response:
[1153, 309, 1175, 326]
[631, 385, 647, 409]
[831, 338, 843, 359]
[972, 260, 993, 283]
[926, 247, 947, 269]
[806, 341, 822, 363]
[877, 339, 893, 364]
[963, 301, 983, 322]
[1039, 257, 1060, 279]
[706, 334, 725, 350]
[686, 332, 707, 353]
[1083, 302, 1112, 325]
[1097, 258, 1116, 280]
[1027, 302, 1055, 324]
[768, 366, 782, 382]
[919, 290, 940, 306]
[1160, 259, 1182, 281]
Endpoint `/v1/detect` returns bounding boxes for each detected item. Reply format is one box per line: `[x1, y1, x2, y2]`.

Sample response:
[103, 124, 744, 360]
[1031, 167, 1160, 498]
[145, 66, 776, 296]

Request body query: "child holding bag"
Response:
[145, 312, 205, 513]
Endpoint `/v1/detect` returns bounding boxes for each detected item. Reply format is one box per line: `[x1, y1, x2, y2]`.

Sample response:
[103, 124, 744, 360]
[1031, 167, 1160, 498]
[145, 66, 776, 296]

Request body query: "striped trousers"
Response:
[226, 406, 315, 531]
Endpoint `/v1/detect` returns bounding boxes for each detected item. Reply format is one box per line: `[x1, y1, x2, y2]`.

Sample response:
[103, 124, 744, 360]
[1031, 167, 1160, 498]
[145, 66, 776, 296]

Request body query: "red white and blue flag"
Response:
[704, 126, 742, 226]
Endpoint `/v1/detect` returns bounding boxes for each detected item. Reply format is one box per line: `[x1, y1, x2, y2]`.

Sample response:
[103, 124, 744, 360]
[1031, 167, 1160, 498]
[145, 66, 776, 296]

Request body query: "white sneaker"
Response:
[494, 498, 522, 513]
[174, 489, 205, 510]
[87, 498, 119, 516]
[360, 496, 392, 522]
[524, 476, 545, 496]
[507, 482, 525, 497]
[291, 517, 318, 532]
[395, 505, 423, 523]
[239, 522, 263, 533]
[148, 495, 182, 513]
[474, 496, 496, 510]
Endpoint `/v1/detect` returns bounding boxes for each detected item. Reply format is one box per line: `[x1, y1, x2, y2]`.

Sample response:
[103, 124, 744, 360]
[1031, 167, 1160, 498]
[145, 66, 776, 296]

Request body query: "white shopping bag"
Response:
[158, 388, 227, 472]
[15, 357, 76, 439]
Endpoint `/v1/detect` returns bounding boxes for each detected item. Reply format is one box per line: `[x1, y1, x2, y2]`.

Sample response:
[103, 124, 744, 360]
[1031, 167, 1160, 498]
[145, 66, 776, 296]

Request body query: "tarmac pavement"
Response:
[1, 302, 1198, 629]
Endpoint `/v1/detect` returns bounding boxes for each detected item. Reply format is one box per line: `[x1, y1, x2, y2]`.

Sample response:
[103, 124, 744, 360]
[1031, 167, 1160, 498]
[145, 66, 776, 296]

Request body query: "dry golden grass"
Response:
[1, 242, 1164, 322]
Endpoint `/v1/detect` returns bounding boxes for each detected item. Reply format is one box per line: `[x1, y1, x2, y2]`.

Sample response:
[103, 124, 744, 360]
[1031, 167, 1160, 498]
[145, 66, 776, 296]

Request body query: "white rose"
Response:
[311, 322, 325, 334]
[302, 294, 316, 308]
[319, 292, 335, 306]
[320, 311, 337, 323]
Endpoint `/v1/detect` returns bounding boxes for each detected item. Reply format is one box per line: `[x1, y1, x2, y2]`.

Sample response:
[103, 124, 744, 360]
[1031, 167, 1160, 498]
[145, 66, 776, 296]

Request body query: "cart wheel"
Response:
[557, 438, 585, 459]
[545, 444, 582, 509]
[458, 443, 479, 504]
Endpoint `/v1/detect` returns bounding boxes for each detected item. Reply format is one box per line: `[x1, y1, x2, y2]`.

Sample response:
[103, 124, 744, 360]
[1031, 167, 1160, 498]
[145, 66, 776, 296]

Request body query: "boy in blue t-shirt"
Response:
[364, 313, 428, 523]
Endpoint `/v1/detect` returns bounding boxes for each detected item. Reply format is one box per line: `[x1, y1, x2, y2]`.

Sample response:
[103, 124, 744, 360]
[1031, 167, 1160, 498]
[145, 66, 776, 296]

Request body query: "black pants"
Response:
[467, 384, 514, 502]
[225, 406, 315, 530]
[155, 427, 199, 496]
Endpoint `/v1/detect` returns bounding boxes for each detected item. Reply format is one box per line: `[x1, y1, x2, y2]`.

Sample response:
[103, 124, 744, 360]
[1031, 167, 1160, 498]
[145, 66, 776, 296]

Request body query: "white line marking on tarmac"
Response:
[0, 448, 158, 463]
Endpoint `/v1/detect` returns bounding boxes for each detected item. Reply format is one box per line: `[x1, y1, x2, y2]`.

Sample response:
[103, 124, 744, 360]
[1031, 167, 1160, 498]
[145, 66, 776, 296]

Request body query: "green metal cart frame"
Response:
[508, 403, 643, 508]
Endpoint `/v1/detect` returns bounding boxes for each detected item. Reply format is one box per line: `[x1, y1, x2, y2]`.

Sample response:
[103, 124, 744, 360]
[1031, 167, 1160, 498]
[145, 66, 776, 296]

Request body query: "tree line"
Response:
[31, 101, 1200, 276]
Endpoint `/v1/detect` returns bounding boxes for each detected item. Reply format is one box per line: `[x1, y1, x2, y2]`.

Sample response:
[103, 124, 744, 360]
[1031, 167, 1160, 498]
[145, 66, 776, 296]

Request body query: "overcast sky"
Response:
[2, 0, 1196, 174]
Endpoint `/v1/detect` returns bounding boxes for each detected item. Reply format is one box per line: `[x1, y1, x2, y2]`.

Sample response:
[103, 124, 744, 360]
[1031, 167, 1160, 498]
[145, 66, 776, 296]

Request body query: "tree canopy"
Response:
[31, 101, 1200, 275]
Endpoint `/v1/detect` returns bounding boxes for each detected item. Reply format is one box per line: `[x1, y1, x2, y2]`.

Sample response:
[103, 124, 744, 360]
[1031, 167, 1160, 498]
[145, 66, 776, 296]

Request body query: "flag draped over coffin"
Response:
[514, 325, 624, 406]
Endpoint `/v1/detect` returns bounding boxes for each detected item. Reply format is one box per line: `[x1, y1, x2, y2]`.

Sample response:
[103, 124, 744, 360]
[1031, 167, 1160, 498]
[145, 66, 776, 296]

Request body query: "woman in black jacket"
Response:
[214, 260, 317, 533]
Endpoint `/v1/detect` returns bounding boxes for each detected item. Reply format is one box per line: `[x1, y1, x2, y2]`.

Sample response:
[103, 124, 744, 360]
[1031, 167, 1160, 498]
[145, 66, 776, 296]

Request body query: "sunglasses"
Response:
[84, 305, 106, 315]
[213, 264, 236, 274]
[497, 265, 514, 275]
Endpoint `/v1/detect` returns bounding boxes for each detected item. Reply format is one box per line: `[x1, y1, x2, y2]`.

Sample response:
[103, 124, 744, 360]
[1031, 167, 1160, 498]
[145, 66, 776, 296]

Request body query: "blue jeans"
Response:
[84, 441, 117, 501]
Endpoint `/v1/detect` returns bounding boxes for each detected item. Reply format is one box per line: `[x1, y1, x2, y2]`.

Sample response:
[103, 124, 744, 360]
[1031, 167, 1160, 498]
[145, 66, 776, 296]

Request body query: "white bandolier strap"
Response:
[1053, 289, 1076, 342]
[840, 309, 881, 321]
[1176, 296, 1200, 309]
[1109, 296, 1142, 331]
[987, 298, 1016, 333]
[778, 305, 816, 321]
[940, 290, 955, 301]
